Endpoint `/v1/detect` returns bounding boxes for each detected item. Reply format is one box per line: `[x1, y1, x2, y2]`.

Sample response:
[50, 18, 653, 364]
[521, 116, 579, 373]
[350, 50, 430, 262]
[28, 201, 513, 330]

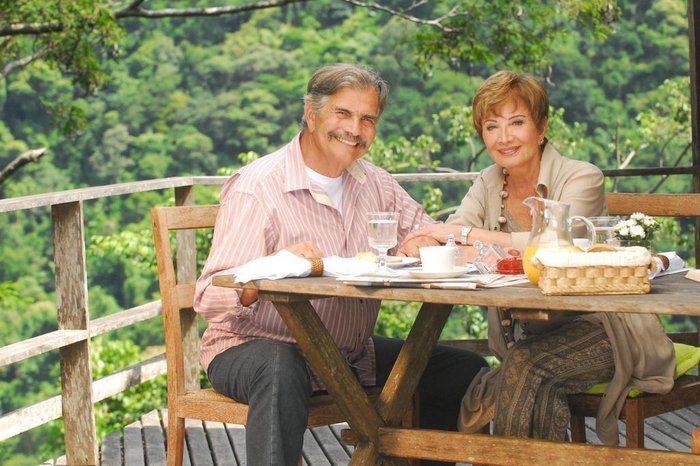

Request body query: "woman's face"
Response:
[481, 98, 547, 173]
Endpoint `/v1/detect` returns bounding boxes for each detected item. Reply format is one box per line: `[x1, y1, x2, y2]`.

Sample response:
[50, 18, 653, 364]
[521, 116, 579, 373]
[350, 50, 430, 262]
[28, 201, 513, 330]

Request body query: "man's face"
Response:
[303, 86, 379, 177]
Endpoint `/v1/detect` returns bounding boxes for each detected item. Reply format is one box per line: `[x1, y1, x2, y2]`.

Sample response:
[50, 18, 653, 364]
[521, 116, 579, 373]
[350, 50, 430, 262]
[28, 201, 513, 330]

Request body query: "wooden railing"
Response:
[0, 171, 698, 464]
[0, 176, 226, 464]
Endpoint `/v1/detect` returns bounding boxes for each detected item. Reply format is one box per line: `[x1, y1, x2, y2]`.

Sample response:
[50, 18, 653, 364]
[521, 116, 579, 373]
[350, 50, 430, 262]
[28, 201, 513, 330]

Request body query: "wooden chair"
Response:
[567, 192, 700, 448]
[151, 204, 416, 465]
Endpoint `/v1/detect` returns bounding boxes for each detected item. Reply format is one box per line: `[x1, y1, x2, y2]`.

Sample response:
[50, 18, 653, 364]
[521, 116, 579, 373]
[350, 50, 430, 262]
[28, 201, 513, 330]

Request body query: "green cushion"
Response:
[585, 342, 700, 398]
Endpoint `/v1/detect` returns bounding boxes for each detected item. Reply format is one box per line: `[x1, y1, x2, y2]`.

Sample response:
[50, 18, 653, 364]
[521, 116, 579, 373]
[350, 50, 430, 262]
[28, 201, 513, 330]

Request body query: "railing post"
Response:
[688, 0, 700, 266]
[52, 201, 97, 465]
[174, 185, 200, 390]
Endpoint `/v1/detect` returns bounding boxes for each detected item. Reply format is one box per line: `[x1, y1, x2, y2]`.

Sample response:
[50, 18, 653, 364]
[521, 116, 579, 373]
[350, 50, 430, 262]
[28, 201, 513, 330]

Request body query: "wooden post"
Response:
[174, 185, 199, 390]
[688, 0, 700, 266]
[52, 201, 98, 465]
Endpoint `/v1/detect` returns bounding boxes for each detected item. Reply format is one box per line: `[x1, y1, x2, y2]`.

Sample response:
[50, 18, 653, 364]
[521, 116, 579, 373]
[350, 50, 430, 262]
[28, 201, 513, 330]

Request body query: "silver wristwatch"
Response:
[460, 226, 472, 245]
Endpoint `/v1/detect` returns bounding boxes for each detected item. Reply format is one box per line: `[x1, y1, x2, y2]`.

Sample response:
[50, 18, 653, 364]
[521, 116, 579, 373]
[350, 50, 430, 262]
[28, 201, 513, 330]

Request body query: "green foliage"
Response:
[366, 135, 441, 173]
[89, 229, 157, 275]
[421, 186, 445, 218]
[374, 301, 419, 338]
[410, 1, 618, 75]
[90, 338, 167, 440]
[0, 280, 31, 309]
[375, 302, 487, 341]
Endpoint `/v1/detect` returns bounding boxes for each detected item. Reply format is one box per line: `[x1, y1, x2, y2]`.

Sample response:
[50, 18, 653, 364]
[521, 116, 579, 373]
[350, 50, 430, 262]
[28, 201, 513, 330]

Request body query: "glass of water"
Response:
[588, 216, 621, 246]
[367, 212, 400, 271]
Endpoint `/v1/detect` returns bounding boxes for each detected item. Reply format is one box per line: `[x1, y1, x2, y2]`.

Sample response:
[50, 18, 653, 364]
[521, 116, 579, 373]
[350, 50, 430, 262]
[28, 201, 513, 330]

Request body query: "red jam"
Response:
[497, 256, 524, 275]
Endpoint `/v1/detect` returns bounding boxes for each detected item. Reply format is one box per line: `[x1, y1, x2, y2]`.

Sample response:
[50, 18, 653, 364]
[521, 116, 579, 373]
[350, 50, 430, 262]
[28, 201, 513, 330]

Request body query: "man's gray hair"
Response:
[301, 63, 389, 129]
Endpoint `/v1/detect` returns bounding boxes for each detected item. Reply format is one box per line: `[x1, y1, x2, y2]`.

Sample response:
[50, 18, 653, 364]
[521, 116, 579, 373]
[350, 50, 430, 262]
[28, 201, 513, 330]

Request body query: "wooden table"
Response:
[212, 273, 700, 465]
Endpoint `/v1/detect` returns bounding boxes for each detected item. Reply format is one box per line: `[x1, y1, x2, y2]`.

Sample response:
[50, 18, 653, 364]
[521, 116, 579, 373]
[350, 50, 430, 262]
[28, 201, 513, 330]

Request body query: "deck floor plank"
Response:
[185, 418, 214, 466]
[329, 423, 355, 457]
[123, 419, 146, 466]
[647, 412, 694, 451]
[224, 423, 247, 465]
[100, 430, 122, 466]
[98, 407, 700, 465]
[203, 420, 238, 465]
[302, 429, 332, 465]
[310, 425, 351, 464]
[142, 410, 167, 466]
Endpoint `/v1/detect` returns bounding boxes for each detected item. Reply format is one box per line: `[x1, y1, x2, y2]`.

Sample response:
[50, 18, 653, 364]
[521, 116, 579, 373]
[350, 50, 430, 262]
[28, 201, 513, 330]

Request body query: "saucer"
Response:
[386, 256, 420, 269]
[406, 266, 470, 280]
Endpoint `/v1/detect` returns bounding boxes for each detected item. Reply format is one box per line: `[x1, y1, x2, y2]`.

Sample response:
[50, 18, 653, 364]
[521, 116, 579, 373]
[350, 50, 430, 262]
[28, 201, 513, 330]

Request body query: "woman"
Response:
[401, 71, 675, 445]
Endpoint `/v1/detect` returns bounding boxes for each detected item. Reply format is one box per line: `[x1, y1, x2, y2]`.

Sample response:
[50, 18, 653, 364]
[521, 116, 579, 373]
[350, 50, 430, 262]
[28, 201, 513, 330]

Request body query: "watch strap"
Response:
[460, 226, 472, 245]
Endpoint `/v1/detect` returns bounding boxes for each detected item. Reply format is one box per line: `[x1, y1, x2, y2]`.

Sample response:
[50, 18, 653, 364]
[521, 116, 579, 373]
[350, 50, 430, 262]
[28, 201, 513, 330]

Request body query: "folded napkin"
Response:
[233, 250, 377, 283]
[650, 251, 686, 279]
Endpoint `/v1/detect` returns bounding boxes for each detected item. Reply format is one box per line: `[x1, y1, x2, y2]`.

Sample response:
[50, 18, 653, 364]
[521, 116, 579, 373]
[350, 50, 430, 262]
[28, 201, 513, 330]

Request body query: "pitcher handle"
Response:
[569, 215, 596, 248]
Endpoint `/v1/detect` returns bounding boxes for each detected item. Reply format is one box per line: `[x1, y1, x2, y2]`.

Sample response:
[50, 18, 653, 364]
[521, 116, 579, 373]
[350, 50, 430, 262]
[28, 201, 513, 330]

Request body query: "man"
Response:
[194, 63, 488, 465]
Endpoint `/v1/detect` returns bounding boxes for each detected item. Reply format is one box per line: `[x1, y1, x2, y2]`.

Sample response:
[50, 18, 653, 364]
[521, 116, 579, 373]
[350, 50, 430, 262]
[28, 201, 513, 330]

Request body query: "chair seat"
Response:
[568, 374, 700, 447]
[175, 386, 384, 428]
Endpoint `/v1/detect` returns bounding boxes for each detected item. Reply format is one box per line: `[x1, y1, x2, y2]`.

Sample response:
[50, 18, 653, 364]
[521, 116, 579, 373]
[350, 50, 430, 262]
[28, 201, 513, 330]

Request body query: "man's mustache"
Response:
[328, 131, 367, 149]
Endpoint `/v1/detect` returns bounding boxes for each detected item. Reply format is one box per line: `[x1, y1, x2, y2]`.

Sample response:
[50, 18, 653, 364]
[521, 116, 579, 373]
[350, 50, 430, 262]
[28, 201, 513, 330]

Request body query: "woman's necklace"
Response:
[497, 167, 509, 229]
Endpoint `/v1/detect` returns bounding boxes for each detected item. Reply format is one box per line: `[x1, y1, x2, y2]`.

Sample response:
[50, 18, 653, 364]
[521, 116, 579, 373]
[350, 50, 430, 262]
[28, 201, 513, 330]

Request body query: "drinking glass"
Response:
[367, 212, 399, 271]
[588, 216, 621, 246]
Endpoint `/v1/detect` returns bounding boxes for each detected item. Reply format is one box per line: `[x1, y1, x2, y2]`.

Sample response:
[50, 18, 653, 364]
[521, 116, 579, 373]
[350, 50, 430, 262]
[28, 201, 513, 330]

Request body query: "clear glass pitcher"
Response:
[522, 197, 596, 285]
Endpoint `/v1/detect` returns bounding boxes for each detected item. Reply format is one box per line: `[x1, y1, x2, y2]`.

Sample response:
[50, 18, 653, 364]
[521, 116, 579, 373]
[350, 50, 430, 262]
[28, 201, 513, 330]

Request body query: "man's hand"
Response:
[398, 235, 440, 257]
[241, 241, 324, 306]
[285, 241, 325, 260]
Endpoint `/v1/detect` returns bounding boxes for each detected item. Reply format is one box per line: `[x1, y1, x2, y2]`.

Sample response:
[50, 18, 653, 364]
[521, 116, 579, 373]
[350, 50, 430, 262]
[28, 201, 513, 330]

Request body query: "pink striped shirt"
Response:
[194, 133, 434, 390]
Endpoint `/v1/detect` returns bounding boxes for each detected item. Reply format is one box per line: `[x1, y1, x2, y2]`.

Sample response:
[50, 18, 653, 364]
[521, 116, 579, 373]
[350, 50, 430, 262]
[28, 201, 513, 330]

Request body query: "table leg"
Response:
[270, 299, 383, 458]
[378, 302, 453, 425]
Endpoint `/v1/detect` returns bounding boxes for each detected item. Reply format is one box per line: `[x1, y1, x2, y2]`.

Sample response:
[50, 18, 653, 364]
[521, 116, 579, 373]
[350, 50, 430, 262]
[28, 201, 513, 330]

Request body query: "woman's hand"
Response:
[398, 235, 440, 257]
[402, 223, 462, 246]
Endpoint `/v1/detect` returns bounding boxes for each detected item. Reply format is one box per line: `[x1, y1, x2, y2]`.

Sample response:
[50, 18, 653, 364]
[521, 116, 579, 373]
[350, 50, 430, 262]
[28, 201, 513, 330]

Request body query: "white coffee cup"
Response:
[419, 245, 456, 273]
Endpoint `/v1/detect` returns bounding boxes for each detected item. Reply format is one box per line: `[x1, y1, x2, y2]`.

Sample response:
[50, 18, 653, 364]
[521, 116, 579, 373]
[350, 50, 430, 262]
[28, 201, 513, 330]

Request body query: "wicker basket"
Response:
[536, 264, 651, 296]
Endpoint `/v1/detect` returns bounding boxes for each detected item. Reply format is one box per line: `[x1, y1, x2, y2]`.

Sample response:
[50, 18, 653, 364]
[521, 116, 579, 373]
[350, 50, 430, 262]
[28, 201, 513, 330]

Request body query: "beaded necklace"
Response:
[497, 167, 509, 230]
[498, 167, 515, 347]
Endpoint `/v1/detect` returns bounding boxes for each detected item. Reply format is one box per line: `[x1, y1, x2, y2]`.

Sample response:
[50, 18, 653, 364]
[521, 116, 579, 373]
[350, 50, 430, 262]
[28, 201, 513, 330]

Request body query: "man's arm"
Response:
[194, 190, 272, 321]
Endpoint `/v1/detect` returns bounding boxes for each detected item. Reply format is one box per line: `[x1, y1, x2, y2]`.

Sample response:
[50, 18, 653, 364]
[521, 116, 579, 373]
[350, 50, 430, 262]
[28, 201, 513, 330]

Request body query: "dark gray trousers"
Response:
[208, 336, 488, 466]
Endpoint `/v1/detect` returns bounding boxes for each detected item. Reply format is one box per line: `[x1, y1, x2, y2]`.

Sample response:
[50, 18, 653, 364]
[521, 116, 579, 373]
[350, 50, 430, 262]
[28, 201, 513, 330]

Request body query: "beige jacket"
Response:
[452, 144, 675, 445]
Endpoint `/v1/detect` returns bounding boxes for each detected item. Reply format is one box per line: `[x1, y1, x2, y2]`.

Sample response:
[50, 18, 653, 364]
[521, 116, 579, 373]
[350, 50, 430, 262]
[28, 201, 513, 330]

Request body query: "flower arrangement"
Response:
[613, 212, 660, 241]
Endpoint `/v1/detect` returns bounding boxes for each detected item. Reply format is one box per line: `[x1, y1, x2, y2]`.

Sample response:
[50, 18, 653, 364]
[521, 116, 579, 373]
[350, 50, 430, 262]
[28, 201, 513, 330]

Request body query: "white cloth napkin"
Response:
[650, 251, 686, 279]
[233, 250, 377, 283]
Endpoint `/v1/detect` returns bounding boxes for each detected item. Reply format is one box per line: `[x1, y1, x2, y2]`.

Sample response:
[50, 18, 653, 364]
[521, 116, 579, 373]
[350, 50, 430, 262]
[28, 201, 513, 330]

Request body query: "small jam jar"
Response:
[496, 256, 524, 275]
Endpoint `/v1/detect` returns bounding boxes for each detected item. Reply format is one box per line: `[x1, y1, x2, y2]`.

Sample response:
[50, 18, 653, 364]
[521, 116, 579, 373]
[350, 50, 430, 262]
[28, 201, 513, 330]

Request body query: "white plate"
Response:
[405, 266, 470, 279]
[385, 256, 420, 269]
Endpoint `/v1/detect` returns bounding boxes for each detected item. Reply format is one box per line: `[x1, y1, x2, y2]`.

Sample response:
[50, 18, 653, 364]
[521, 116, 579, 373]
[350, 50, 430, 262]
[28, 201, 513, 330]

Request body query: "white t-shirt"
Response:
[306, 167, 345, 211]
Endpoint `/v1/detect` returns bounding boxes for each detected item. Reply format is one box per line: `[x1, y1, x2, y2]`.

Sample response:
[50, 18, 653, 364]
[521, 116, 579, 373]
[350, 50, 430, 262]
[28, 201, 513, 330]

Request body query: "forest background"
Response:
[0, 0, 696, 463]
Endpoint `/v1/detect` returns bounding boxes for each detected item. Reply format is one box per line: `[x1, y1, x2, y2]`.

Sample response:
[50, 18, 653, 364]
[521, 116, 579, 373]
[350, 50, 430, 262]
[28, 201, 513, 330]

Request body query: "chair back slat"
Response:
[606, 193, 700, 217]
[174, 283, 196, 311]
[161, 204, 220, 230]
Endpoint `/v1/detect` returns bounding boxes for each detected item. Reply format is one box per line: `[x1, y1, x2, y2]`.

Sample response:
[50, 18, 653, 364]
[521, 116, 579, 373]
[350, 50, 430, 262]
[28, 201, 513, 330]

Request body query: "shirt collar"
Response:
[534, 142, 559, 198]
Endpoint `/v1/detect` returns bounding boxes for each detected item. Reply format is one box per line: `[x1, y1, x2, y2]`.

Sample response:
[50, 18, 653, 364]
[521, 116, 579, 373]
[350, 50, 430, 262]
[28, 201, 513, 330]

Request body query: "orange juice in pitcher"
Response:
[522, 245, 541, 285]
